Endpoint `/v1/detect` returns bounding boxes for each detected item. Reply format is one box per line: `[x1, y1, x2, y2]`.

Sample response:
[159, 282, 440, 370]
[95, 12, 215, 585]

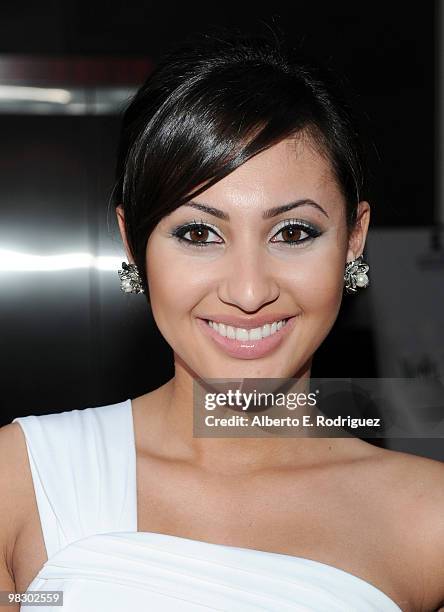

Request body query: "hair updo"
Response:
[113, 32, 366, 299]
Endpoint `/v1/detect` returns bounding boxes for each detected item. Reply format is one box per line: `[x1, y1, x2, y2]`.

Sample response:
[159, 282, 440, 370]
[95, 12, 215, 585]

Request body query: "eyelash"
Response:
[169, 218, 322, 249]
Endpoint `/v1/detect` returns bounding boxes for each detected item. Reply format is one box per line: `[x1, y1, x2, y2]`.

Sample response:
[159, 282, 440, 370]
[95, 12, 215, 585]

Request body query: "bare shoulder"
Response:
[0, 422, 34, 598]
[0, 421, 32, 536]
[374, 446, 444, 610]
[376, 445, 444, 508]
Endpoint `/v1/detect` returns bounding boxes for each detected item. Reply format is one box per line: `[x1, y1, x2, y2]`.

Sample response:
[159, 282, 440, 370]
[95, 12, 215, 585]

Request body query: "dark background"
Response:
[0, 2, 441, 457]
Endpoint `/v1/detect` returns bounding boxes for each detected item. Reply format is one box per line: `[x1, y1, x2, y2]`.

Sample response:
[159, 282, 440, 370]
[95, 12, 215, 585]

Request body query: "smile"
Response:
[196, 316, 298, 360]
[208, 318, 288, 340]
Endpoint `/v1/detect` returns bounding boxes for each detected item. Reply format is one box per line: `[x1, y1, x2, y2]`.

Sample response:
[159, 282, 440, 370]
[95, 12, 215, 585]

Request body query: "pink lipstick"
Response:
[196, 315, 297, 359]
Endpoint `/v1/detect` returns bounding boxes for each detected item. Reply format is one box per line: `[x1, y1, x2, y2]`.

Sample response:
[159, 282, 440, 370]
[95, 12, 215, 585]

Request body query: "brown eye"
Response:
[172, 222, 223, 248]
[270, 221, 321, 248]
[281, 226, 303, 243]
[189, 227, 210, 242]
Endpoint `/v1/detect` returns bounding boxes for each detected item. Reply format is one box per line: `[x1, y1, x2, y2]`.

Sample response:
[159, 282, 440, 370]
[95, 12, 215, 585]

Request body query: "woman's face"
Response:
[122, 136, 369, 379]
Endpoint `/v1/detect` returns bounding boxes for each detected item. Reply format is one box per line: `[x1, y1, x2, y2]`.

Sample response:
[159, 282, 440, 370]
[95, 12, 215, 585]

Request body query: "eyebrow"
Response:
[184, 199, 329, 220]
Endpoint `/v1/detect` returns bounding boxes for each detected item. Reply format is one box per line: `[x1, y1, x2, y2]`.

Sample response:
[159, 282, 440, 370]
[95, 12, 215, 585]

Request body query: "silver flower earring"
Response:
[118, 262, 145, 294]
[344, 255, 370, 294]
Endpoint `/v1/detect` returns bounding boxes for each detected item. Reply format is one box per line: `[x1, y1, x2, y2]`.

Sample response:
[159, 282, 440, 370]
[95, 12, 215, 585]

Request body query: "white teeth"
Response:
[208, 318, 288, 341]
[249, 327, 263, 340]
[235, 327, 249, 341]
[218, 323, 227, 337]
[261, 324, 271, 338]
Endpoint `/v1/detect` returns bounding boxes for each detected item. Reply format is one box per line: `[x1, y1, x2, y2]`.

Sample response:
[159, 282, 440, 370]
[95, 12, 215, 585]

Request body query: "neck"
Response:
[144, 355, 351, 474]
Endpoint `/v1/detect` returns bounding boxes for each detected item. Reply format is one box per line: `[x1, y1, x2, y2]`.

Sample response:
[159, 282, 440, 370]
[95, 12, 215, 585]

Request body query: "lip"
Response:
[196, 315, 298, 360]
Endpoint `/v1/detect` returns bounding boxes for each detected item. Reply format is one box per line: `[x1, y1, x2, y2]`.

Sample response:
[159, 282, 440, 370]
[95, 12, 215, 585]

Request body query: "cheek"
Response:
[145, 238, 204, 328]
[282, 241, 346, 318]
[301, 262, 343, 314]
[284, 248, 345, 362]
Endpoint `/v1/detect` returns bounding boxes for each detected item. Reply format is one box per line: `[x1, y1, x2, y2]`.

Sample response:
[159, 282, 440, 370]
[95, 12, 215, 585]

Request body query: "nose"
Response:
[217, 245, 280, 312]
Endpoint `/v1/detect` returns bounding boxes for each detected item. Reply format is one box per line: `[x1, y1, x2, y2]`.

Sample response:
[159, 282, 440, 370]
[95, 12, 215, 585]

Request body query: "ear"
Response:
[346, 201, 371, 262]
[116, 205, 135, 264]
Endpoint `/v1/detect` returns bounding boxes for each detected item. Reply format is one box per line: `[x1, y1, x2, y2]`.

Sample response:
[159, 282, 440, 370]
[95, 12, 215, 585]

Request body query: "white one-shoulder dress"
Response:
[12, 399, 402, 611]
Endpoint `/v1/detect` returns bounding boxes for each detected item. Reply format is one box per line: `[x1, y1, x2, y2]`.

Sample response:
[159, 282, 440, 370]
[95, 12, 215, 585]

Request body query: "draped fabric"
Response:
[13, 400, 401, 611]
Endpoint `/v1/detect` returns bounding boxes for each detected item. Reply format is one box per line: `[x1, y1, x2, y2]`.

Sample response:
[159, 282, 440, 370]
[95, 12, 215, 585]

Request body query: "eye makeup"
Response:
[168, 218, 223, 249]
[168, 217, 324, 249]
[269, 219, 323, 248]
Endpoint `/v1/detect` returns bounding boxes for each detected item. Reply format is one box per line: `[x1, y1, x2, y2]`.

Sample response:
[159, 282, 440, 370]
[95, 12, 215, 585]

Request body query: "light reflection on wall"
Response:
[0, 85, 136, 115]
[0, 85, 72, 104]
[0, 249, 122, 271]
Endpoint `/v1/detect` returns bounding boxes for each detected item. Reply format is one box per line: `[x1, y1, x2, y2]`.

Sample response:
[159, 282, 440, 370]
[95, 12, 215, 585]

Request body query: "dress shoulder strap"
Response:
[12, 399, 137, 559]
